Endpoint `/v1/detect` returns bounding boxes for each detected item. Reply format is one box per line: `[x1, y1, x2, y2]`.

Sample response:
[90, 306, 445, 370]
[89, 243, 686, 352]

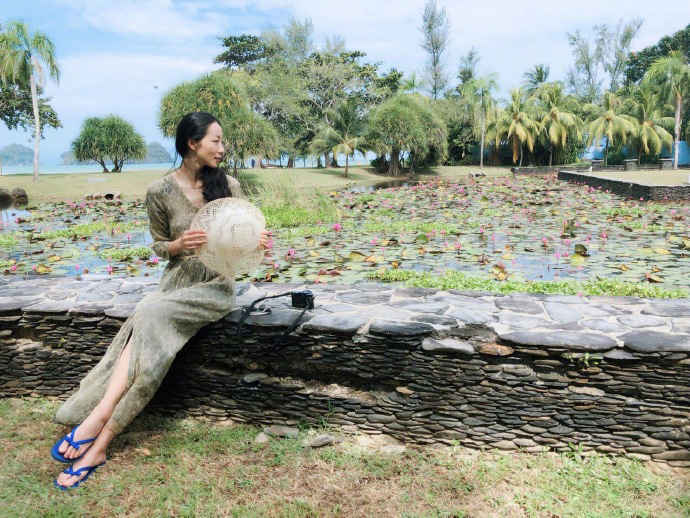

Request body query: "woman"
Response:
[52, 112, 270, 490]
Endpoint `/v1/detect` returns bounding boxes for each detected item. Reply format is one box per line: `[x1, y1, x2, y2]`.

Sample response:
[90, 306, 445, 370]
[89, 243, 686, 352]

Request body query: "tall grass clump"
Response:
[249, 173, 340, 228]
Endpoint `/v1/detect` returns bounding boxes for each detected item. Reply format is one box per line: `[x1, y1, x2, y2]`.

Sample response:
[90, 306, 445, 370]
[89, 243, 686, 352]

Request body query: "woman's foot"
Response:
[57, 414, 105, 460]
[55, 448, 107, 489]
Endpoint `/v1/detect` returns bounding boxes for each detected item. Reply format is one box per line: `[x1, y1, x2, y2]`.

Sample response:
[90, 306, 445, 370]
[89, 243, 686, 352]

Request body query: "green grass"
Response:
[369, 268, 690, 299]
[250, 172, 341, 228]
[0, 397, 686, 517]
[99, 247, 153, 262]
[0, 165, 513, 204]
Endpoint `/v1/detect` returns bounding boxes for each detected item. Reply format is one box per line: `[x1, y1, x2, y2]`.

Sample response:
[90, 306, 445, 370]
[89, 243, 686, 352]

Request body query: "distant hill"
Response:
[61, 142, 173, 165]
[136, 142, 172, 164]
[0, 144, 33, 166]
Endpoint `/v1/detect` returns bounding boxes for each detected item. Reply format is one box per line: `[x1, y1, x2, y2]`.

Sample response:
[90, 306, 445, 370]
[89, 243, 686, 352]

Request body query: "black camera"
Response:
[291, 290, 315, 309]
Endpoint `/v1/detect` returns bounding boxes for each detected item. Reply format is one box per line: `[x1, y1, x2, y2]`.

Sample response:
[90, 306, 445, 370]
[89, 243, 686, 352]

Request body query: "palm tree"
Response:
[523, 64, 550, 95]
[587, 92, 635, 166]
[460, 75, 498, 169]
[401, 71, 423, 94]
[310, 98, 366, 177]
[537, 83, 582, 166]
[645, 50, 690, 169]
[0, 21, 60, 182]
[505, 88, 540, 166]
[485, 105, 508, 165]
[624, 84, 674, 161]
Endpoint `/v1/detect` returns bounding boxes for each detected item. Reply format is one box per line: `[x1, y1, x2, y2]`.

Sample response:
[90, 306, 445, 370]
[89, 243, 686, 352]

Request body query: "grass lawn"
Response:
[2, 397, 687, 517]
[0, 165, 511, 203]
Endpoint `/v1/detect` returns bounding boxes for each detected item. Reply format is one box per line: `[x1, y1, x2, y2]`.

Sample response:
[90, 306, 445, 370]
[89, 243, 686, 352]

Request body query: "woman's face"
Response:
[189, 122, 224, 168]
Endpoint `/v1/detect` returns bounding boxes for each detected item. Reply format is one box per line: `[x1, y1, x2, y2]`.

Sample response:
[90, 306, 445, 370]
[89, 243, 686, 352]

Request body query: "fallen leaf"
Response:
[348, 251, 366, 262]
[35, 264, 52, 274]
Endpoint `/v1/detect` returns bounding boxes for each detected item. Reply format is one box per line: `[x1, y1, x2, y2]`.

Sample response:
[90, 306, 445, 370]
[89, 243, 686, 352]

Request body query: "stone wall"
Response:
[558, 170, 690, 201]
[0, 277, 689, 465]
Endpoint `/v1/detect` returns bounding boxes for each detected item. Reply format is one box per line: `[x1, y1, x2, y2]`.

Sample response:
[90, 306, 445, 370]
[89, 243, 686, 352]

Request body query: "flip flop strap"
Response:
[65, 429, 96, 449]
[63, 464, 99, 477]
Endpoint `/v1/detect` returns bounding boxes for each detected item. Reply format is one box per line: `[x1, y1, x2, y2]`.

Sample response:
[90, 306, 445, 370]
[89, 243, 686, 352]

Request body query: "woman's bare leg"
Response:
[57, 339, 132, 460]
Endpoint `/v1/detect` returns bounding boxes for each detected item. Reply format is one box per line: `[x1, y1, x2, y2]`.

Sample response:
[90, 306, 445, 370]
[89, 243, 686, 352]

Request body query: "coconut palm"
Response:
[460, 74, 498, 169]
[644, 50, 690, 169]
[537, 83, 582, 166]
[310, 98, 366, 177]
[504, 88, 540, 165]
[587, 92, 635, 166]
[484, 105, 508, 165]
[624, 84, 674, 161]
[0, 21, 60, 182]
[523, 64, 550, 95]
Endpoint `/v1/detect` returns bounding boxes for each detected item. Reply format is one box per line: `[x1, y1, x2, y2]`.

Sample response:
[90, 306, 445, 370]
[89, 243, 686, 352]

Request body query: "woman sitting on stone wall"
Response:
[51, 111, 271, 490]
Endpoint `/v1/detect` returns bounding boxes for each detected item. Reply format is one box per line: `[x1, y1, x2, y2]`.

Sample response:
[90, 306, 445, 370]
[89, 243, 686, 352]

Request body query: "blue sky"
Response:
[1, 0, 688, 165]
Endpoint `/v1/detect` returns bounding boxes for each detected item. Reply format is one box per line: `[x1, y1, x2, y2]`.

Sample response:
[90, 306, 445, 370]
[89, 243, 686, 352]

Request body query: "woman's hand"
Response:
[258, 230, 273, 251]
[169, 230, 207, 256]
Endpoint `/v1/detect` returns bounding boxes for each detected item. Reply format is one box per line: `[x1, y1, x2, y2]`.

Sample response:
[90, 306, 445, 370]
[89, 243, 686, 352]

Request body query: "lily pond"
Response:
[1, 175, 689, 295]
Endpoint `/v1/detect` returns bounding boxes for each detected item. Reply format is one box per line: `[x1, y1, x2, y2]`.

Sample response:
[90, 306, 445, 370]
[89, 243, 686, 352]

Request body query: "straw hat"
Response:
[190, 197, 266, 278]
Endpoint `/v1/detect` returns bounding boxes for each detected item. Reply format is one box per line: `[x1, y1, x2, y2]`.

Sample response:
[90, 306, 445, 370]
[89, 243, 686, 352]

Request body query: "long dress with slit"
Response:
[55, 173, 244, 434]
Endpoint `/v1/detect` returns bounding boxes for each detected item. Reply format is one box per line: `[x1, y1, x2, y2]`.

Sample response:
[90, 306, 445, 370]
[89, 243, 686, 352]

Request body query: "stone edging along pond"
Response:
[0, 276, 689, 465]
[558, 170, 690, 201]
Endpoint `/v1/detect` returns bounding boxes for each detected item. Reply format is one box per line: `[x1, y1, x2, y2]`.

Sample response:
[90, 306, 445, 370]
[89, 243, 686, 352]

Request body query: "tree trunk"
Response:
[604, 138, 609, 167]
[388, 148, 401, 176]
[233, 160, 238, 176]
[673, 93, 681, 170]
[30, 65, 40, 182]
[287, 155, 294, 168]
[519, 145, 523, 167]
[97, 159, 110, 173]
[479, 112, 486, 169]
[323, 153, 328, 169]
[344, 154, 349, 177]
[330, 152, 338, 168]
[549, 148, 553, 166]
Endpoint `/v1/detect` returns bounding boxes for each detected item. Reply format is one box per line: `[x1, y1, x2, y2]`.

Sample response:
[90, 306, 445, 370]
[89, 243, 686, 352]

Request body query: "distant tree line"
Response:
[158, 6, 688, 174]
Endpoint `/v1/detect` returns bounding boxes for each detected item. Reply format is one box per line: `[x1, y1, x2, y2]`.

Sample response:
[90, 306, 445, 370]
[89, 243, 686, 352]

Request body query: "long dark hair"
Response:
[175, 112, 231, 202]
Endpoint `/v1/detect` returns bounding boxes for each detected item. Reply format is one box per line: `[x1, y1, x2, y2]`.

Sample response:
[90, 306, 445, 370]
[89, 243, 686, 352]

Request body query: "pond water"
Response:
[1, 176, 688, 289]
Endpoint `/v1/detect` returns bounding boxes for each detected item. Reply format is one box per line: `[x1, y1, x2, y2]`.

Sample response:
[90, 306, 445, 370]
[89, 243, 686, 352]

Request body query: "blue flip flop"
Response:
[51, 426, 97, 463]
[53, 461, 106, 491]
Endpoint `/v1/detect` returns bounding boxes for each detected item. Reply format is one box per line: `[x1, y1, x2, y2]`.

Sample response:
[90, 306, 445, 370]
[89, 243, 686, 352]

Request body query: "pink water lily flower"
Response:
[106, 264, 113, 274]
[10, 264, 17, 272]
[287, 248, 296, 257]
[151, 256, 159, 265]
[332, 223, 342, 231]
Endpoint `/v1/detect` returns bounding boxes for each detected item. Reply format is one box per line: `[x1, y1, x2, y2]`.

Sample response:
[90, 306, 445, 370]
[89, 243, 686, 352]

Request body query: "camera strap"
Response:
[235, 291, 311, 344]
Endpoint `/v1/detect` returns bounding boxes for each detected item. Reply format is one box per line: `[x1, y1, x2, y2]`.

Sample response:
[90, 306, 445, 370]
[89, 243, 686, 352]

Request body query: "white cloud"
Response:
[56, 0, 229, 39]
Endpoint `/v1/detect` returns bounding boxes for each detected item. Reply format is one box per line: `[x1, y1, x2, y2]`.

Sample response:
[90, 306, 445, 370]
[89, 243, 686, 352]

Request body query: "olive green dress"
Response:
[55, 174, 244, 434]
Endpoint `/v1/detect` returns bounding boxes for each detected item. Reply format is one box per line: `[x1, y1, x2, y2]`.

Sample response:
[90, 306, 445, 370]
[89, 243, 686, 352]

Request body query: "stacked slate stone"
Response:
[558, 170, 690, 201]
[0, 276, 689, 465]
